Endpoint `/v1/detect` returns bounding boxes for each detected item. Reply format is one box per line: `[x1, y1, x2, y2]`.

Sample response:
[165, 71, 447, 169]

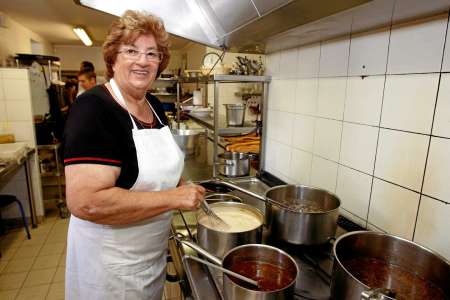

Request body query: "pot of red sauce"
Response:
[331, 231, 450, 300]
[179, 240, 298, 300]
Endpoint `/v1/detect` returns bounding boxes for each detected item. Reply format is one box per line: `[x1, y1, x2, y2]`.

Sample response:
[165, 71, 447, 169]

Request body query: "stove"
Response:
[170, 175, 363, 300]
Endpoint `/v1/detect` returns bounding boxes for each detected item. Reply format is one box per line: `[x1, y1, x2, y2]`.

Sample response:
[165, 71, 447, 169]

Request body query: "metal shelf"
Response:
[180, 74, 271, 83]
[187, 113, 255, 136]
[152, 92, 177, 96]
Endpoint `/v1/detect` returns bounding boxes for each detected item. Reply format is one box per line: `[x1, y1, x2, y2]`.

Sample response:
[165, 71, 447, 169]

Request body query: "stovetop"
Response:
[174, 175, 364, 300]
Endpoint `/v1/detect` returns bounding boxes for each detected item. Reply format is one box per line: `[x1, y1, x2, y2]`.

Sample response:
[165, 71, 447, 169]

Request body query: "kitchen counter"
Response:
[0, 147, 38, 227]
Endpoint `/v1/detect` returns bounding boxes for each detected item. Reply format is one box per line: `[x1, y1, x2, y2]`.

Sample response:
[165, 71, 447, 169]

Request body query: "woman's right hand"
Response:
[171, 183, 206, 210]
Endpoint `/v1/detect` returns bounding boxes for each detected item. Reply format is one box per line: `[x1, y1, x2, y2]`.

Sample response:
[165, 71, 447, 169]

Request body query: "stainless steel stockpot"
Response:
[197, 202, 263, 258]
[331, 231, 450, 300]
[216, 152, 250, 177]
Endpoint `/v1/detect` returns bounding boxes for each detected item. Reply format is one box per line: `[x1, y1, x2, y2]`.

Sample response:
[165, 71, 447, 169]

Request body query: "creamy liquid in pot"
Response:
[198, 206, 262, 233]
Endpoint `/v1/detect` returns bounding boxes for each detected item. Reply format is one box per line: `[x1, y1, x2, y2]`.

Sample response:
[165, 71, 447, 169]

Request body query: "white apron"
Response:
[66, 79, 184, 300]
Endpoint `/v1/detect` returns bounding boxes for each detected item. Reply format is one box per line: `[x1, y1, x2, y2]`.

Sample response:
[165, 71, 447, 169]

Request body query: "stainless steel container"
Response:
[265, 184, 340, 245]
[171, 128, 205, 157]
[224, 104, 246, 127]
[217, 152, 250, 177]
[180, 241, 298, 300]
[331, 231, 450, 300]
[205, 193, 242, 204]
[197, 202, 263, 258]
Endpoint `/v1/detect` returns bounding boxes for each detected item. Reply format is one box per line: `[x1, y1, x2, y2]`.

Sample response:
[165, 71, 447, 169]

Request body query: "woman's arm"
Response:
[65, 164, 205, 225]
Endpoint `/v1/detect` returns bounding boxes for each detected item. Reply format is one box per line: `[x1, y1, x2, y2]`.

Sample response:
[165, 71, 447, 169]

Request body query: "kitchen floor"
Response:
[0, 211, 183, 300]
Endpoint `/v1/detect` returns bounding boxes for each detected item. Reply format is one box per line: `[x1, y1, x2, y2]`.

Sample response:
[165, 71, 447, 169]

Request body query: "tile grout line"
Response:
[364, 0, 396, 229]
[411, 9, 450, 241]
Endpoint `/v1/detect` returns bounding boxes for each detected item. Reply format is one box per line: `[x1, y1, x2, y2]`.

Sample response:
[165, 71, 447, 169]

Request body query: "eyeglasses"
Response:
[118, 48, 163, 62]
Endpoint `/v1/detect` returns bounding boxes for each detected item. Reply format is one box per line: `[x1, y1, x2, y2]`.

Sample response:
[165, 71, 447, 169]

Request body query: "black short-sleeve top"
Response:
[63, 84, 169, 189]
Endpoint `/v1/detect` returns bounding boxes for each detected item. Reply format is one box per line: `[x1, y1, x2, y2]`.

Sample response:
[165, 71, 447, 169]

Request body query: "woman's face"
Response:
[112, 34, 160, 95]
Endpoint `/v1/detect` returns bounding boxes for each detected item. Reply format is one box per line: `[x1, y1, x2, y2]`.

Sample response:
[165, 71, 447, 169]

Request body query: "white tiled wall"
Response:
[265, 13, 450, 260]
[0, 68, 44, 219]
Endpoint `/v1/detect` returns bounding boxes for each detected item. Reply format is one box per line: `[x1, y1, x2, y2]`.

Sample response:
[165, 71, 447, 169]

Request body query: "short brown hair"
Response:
[77, 70, 96, 81]
[102, 10, 170, 80]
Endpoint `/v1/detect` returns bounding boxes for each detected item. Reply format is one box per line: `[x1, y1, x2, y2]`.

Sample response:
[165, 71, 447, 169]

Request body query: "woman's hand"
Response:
[170, 183, 206, 210]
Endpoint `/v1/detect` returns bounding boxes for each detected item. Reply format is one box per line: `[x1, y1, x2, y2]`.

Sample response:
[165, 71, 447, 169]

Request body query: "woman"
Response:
[63, 10, 205, 299]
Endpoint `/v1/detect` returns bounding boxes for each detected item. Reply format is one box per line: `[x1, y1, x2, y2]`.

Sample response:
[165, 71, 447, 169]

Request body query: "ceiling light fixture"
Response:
[73, 26, 93, 46]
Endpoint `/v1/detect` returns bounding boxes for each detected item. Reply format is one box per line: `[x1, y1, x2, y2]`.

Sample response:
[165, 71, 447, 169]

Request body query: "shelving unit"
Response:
[37, 143, 68, 218]
[181, 74, 271, 177]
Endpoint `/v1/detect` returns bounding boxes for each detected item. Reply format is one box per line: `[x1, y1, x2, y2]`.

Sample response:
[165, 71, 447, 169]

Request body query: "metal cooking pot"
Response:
[331, 231, 450, 300]
[224, 103, 246, 127]
[171, 128, 205, 157]
[197, 202, 263, 258]
[179, 240, 298, 300]
[216, 152, 250, 177]
[265, 185, 340, 245]
[205, 193, 242, 204]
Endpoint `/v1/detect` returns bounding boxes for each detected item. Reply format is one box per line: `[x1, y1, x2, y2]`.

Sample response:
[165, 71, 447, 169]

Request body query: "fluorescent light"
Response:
[73, 26, 93, 46]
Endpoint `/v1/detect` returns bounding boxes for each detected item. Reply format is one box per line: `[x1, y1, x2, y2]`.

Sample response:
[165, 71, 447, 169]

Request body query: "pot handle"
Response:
[361, 288, 395, 300]
[171, 234, 223, 266]
[213, 162, 234, 166]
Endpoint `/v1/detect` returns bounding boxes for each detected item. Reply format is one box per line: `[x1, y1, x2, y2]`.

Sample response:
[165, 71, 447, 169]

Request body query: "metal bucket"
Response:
[224, 104, 246, 127]
[171, 128, 205, 157]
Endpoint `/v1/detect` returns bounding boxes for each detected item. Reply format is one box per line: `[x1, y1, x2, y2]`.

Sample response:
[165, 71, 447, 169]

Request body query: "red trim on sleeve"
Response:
[64, 157, 122, 164]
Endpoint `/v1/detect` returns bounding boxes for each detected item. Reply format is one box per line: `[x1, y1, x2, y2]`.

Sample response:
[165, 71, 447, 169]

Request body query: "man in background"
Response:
[77, 70, 97, 94]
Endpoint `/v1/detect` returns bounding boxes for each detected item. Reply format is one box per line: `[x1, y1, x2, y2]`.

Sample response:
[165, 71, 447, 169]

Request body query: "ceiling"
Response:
[0, 0, 191, 49]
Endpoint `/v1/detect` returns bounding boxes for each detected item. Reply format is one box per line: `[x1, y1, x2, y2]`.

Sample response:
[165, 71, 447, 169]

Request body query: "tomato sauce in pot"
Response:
[228, 260, 296, 292]
[343, 258, 447, 300]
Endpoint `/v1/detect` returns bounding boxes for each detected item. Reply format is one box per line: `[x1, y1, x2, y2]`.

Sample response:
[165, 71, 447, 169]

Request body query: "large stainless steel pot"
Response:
[209, 180, 341, 245]
[265, 184, 340, 245]
[216, 152, 250, 177]
[180, 240, 298, 300]
[224, 103, 246, 127]
[197, 202, 263, 258]
[331, 231, 450, 300]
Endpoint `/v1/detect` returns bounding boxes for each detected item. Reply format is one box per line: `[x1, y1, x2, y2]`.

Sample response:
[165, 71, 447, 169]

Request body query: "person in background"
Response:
[80, 60, 95, 72]
[63, 10, 205, 300]
[77, 61, 95, 96]
[77, 70, 97, 93]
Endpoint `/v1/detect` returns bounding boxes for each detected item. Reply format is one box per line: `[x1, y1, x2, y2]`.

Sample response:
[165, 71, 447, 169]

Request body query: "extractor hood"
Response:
[76, 0, 450, 54]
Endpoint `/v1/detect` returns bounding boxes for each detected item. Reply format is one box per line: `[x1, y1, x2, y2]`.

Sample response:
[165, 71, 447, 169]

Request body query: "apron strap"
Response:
[110, 79, 165, 129]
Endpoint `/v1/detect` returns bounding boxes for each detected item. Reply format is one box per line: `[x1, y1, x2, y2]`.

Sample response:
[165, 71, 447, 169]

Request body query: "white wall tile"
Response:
[369, 179, 420, 239]
[266, 52, 281, 77]
[340, 123, 378, 174]
[319, 38, 350, 77]
[414, 196, 450, 260]
[310, 156, 338, 192]
[375, 129, 428, 191]
[313, 118, 342, 162]
[0, 101, 6, 123]
[3, 78, 31, 101]
[295, 78, 318, 116]
[273, 141, 292, 177]
[348, 28, 390, 76]
[268, 80, 282, 110]
[292, 115, 315, 152]
[297, 43, 321, 78]
[336, 165, 372, 219]
[264, 138, 277, 174]
[1, 68, 29, 79]
[317, 77, 347, 120]
[8, 121, 35, 146]
[443, 18, 450, 72]
[433, 73, 450, 138]
[344, 76, 385, 126]
[5, 101, 33, 121]
[0, 79, 4, 101]
[423, 137, 450, 202]
[289, 148, 312, 185]
[279, 48, 299, 78]
[266, 110, 294, 146]
[387, 16, 447, 74]
[278, 80, 296, 112]
[382, 74, 439, 134]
